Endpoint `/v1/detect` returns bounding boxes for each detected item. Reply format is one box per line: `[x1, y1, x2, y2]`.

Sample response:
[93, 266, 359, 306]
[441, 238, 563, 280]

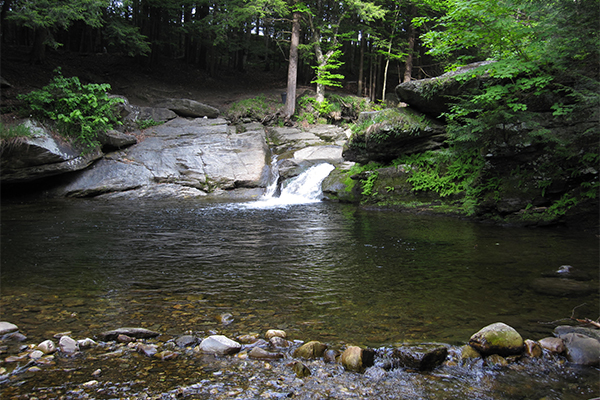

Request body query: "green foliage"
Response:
[361, 171, 379, 196]
[226, 95, 280, 123]
[17, 69, 122, 149]
[0, 122, 34, 142]
[137, 118, 164, 130]
[311, 49, 345, 89]
[399, 149, 484, 198]
[104, 20, 151, 57]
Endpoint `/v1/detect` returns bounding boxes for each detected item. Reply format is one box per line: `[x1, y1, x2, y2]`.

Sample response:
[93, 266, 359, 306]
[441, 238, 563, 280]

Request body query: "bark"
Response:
[357, 33, 365, 97]
[30, 27, 48, 64]
[284, 12, 301, 119]
[403, 5, 417, 83]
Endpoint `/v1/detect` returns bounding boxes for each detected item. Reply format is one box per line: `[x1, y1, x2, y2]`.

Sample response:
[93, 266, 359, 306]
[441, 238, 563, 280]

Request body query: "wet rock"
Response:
[137, 343, 158, 357]
[81, 380, 99, 388]
[117, 334, 135, 343]
[98, 327, 161, 341]
[0, 322, 18, 335]
[4, 332, 27, 342]
[531, 278, 597, 297]
[175, 335, 197, 348]
[218, 313, 234, 325]
[524, 339, 542, 358]
[468, 322, 524, 357]
[292, 362, 311, 378]
[245, 339, 270, 349]
[248, 347, 283, 360]
[554, 325, 600, 341]
[29, 350, 44, 359]
[199, 335, 241, 355]
[294, 341, 327, 359]
[92, 369, 101, 377]
[265, 329, 287, 340]
[341, 346, 375, 373]
[324, 349, 339, 363]
[538, 337, 565, 354]
[541, 265, 592, 281]
[460, 345, 481, 360]
[37, 340, 57, 354]
[237, 333, 260, 344]
[485, 354, 508, 368]
[270, 337, 291, 348]
[557, 333, 600, 366]
[392, 344, 448, 371]
[59, 336, 79, 354]
[77, 338, 97, 349]
[155, 350, 179, 360]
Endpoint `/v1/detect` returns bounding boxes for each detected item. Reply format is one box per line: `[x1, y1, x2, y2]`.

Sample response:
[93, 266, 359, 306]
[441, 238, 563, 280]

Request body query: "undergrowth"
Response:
[17, 68, 122, 149]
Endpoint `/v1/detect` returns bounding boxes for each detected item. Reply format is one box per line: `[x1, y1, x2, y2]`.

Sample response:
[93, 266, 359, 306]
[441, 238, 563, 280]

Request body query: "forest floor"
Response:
[1, 45, 331, 122]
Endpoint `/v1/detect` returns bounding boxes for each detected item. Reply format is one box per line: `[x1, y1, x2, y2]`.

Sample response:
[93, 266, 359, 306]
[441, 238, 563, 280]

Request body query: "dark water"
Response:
[1, 198, 598, 398]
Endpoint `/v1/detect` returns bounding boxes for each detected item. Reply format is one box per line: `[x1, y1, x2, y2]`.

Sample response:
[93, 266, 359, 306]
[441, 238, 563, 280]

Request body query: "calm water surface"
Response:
[1, 198, 598, 398]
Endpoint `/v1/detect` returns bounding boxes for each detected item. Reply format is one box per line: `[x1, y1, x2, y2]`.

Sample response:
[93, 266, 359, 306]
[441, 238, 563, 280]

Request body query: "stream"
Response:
[1, 164, 598, 399]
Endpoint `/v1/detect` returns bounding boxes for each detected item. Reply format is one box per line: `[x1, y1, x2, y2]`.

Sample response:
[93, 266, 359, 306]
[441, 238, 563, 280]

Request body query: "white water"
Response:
[245, 162, 335, 208]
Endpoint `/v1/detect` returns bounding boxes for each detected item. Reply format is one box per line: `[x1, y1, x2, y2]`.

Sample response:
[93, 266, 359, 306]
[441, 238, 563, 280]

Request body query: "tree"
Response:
[7, 0, 109, 63]
[284, 9, 301, 119]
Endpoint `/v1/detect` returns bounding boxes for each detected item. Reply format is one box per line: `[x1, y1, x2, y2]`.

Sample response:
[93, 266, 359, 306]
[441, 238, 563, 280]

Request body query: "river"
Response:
[1, 165, 598, 399]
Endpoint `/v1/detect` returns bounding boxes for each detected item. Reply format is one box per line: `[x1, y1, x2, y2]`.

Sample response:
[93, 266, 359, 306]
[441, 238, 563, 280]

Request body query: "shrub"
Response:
[17, 68, 122, 149]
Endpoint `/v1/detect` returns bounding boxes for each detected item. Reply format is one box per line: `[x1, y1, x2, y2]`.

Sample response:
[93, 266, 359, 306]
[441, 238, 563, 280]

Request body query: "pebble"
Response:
[59, 336, 79, 353]
[37, 340, 57, 354]
[265, 329, 287, 340]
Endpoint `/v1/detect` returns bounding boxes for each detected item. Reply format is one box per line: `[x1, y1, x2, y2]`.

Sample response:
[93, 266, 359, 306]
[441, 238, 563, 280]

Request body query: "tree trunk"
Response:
[30, 27, 48, 64]
[382, 38, 393, 102]
[403, 5, 417, 83]
[357, 33, 365, 97]
[284, 11, 301, 119]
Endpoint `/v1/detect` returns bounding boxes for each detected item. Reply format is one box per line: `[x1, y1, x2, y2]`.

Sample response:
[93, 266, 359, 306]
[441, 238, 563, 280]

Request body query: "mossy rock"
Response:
[468, 322, 524, 357]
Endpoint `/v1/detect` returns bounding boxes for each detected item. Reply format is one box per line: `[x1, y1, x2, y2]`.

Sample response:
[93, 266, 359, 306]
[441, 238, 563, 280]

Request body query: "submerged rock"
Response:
[468, 322, 524, 357]
[98, 327, 160, 341]
[531, 278, 597, 297]
[292, 361, 311, 378]
[248, 347, 283, 360]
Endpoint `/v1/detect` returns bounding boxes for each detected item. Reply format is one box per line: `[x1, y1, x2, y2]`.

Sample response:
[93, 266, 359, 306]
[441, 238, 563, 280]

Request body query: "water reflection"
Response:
[1, 199, 598, 348]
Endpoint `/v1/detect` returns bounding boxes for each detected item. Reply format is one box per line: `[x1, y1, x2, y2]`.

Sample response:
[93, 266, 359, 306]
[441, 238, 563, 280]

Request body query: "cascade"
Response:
[247, 160, 335, 208]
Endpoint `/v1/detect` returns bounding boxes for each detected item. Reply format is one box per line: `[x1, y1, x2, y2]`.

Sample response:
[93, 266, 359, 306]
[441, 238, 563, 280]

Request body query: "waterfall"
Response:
[247, 160, 335, 208]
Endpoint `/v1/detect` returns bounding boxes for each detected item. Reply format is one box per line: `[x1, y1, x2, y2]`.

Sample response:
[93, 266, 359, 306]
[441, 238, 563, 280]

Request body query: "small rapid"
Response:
[245, 161, 335, 208]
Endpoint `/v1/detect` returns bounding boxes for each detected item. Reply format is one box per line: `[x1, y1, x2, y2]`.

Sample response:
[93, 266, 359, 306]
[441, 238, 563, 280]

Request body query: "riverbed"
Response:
[1, 197, 598, 399]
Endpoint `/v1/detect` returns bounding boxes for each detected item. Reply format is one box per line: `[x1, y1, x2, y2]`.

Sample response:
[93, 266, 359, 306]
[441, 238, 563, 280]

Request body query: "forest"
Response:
[1, 0, 599, 225]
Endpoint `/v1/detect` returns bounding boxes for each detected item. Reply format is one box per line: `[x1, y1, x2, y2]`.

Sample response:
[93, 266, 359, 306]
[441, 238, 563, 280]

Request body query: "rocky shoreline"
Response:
[1, 318, 598, 399]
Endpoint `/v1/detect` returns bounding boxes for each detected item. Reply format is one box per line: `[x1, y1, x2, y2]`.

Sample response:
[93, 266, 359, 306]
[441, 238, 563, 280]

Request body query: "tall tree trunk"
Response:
[30, 27, 48, 64]
[1, 0, 11, 44]
[357, 33, 365, 97]
[382, 38, 393, 102]
[284, 11, 301, 119]
[403, 5, 417, 83]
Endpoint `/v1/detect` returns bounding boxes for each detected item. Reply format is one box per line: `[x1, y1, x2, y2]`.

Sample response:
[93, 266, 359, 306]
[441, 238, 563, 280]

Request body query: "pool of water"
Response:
[1, 198, 598, 398]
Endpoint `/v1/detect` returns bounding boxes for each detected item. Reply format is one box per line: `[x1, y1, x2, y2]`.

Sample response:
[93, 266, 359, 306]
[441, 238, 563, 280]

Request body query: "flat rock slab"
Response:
[55, 117, 269, 198]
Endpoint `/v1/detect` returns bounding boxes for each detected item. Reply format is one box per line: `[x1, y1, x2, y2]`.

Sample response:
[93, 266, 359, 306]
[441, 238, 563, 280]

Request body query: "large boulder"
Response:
[468, 322, 524, 357]
[154, 98, 220, 118]
[395, 61, 495, 117]
[341, 346, 375, 373]
[0, 120, 103, 183]
[342, 108, 446, 163]
[53, 117, 270, 198]
[558, 333, 600, 366]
